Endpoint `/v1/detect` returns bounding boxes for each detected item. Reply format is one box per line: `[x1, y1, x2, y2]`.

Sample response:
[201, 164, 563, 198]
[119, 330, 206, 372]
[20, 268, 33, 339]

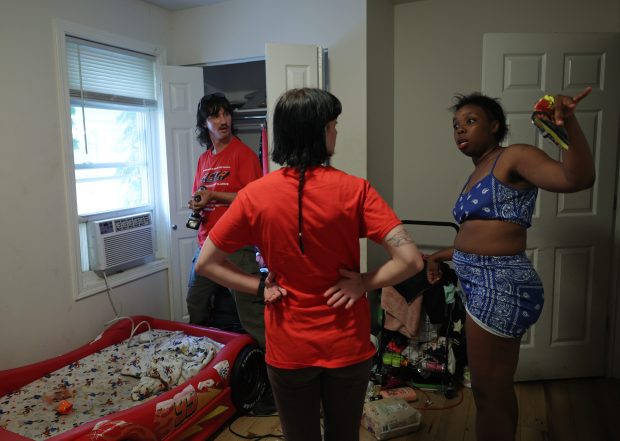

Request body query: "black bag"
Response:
[393, 261, 457, 324]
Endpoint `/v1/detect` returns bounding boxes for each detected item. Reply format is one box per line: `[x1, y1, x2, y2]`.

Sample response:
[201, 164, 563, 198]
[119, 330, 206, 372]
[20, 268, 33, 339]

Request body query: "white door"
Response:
[265, 42, 324, 171]
[483, 33, 620, 380]
[161, 65, 204, 322]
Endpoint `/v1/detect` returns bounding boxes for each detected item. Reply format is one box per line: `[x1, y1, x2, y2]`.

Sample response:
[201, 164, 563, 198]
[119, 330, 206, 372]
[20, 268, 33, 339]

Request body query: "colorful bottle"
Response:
[420, 360, 445, 373]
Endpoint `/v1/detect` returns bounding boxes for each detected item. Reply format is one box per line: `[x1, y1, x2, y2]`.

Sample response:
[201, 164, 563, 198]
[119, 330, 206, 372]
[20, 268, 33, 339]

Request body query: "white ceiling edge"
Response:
[141, 0, 228, 11]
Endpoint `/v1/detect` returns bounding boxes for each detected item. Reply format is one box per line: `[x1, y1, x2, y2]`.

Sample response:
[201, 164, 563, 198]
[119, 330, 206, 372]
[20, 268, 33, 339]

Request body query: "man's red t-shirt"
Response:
[193, 137, 262, 246]
[209, 166, 402, 369]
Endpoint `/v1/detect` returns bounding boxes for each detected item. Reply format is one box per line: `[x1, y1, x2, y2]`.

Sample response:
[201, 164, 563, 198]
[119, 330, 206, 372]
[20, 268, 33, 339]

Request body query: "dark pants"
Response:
[187, 246, 265, 348]
[267, 357, 373, 441]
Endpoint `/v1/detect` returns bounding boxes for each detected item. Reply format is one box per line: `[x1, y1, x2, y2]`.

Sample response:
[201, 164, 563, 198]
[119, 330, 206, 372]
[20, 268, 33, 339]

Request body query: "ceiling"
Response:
[142, 0, 421, 10]
[141, 0, 227, 11]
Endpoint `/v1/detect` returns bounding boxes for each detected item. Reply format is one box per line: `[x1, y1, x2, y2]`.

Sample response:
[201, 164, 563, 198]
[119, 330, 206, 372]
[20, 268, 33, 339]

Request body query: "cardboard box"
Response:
[361, 397, 422, 440]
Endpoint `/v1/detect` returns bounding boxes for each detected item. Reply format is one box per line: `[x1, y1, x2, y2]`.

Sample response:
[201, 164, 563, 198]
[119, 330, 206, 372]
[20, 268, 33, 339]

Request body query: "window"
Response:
[67, 37, 156, 217]
[59, 30, 166, 296]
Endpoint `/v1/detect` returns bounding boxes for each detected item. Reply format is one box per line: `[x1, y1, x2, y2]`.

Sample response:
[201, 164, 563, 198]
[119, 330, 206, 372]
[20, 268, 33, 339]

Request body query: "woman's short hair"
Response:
[196, 93, 233, 148]
[450, 93, 508, 144]
[272, 88, 342, 168]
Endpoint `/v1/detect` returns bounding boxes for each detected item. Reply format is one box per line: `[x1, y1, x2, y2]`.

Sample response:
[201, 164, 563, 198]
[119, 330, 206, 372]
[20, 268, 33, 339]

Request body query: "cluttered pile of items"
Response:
[361, 257, 468, 440]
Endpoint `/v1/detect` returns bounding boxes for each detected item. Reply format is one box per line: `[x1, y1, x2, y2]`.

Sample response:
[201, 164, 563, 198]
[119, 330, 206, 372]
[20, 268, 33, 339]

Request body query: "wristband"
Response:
[257, 272, 268, 299]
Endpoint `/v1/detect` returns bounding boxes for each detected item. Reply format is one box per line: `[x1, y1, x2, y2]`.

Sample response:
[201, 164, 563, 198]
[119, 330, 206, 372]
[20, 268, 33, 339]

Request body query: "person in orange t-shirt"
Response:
[195, 88, 424, 441]
[186, 93, 263, 340]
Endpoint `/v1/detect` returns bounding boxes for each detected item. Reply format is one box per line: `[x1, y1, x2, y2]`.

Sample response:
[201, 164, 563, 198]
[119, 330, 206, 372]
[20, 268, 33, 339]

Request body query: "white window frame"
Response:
[54, 20, 169, 300]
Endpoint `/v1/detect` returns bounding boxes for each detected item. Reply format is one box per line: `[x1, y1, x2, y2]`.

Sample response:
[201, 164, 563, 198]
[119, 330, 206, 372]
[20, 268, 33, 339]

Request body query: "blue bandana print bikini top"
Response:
[453, 149, 538, 228]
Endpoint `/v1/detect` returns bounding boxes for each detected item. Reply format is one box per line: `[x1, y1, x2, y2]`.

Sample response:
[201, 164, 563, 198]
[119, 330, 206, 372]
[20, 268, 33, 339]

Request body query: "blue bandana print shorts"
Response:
[452, 249, 544, 338]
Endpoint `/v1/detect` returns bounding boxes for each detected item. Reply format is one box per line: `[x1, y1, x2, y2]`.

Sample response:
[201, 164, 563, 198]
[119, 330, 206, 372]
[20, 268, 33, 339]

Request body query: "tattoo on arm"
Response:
[385, 228, 414, 248]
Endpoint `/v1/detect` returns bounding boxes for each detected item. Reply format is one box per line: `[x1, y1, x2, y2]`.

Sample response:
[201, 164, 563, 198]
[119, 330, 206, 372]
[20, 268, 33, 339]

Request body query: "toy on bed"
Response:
[0, 316, 267, 441]
[531, 94, 569, 150]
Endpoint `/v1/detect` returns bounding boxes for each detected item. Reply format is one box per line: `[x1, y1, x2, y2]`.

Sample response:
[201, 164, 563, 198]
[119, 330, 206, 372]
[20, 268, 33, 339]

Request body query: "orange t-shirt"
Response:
[193, 137, 262, 246]
[209, 166, 402, 369]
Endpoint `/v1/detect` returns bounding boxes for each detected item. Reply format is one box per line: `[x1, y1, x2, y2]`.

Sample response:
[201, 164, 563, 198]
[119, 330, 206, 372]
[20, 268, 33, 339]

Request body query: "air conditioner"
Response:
[87, 212, 155, 274]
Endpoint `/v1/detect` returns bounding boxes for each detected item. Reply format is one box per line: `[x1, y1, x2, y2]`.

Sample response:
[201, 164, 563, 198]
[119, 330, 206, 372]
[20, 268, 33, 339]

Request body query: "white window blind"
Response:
[66, 36, 156, 106]
[66, 35, 158, 217]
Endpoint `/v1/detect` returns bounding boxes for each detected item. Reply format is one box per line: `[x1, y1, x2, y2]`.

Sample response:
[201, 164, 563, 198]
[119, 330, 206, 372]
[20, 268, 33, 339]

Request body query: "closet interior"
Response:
[203, 61, 267, 168]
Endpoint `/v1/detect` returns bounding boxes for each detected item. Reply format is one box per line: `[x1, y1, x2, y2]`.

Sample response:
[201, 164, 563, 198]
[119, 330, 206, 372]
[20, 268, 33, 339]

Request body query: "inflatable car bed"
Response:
[0, 315, 266, 441]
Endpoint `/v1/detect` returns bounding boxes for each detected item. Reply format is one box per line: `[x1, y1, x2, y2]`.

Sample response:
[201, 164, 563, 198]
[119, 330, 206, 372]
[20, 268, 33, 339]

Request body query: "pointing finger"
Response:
[573, 86, 592, 103]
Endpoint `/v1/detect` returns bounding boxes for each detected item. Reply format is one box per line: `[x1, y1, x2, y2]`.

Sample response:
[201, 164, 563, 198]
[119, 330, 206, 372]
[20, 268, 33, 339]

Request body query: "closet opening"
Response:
[203, 60, 267, 164]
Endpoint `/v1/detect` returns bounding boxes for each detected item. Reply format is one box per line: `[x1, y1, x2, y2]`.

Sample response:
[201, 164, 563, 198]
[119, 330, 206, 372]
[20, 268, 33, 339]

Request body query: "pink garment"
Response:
[381, 286, 423, 338]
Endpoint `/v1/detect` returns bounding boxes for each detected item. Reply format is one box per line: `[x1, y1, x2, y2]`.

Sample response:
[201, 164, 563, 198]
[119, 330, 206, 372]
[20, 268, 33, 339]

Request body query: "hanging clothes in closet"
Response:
[232, 108, 268, 174]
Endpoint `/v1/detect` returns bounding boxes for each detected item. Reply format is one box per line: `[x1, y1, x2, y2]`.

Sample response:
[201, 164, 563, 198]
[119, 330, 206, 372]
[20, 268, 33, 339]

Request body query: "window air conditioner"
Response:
[88, 212, 155, 274]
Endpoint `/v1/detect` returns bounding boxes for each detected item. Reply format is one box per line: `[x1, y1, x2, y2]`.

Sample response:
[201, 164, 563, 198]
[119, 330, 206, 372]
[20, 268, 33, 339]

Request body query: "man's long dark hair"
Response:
[272, 88, 342, 254]
[195, 93, 233, 149]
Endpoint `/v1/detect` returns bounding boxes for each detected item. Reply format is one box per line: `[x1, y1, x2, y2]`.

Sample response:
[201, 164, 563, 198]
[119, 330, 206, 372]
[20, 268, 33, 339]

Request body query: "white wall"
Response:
[366, 0, 395, 330]
[0, 0, 172, 370]
[169, 0, 368, 180]
[367, 0, 394, 206]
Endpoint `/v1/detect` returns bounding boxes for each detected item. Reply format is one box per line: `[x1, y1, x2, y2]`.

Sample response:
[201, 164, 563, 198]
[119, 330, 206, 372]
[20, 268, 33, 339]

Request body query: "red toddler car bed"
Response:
[0, 316, 266, 441]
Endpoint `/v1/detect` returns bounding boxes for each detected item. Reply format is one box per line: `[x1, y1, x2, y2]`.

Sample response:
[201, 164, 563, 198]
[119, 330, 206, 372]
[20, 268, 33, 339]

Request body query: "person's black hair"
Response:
[196, 92, 234, 149]
[272, 88, 341, 167]
[450, 93, 508, 144]
[272, 88, 342, 254]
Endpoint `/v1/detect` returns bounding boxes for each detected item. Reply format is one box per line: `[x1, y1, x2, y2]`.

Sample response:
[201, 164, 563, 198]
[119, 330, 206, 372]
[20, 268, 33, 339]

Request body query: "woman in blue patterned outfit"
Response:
[426, 87, 594, 441]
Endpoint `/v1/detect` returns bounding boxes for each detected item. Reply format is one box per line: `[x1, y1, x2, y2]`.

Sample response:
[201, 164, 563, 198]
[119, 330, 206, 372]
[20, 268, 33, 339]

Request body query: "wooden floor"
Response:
[210, 378, 620, 441]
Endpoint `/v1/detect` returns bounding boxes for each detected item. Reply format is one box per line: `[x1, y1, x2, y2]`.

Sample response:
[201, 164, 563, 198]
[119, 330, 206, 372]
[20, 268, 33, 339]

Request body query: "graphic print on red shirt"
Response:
[193, 137, 262, 246]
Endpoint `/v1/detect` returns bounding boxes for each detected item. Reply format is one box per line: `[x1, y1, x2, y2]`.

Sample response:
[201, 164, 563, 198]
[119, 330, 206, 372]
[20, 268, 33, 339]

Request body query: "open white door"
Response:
[483, 33, 620, 380]
[161, 65, 204, 322]
[265, 43, 324, 171]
